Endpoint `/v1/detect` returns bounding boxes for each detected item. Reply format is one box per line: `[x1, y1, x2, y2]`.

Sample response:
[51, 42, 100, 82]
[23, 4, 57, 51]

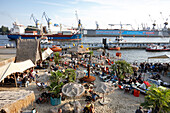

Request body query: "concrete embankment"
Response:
[0, 48, 16, 66]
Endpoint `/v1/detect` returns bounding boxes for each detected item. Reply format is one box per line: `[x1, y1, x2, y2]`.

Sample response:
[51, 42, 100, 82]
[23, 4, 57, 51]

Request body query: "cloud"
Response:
[36, 1, 68, 7]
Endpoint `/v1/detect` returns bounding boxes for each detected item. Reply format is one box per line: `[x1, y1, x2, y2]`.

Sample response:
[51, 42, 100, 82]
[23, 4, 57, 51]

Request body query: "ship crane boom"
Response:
[42, 12, 51, 31]
[30, 14, 39, 28]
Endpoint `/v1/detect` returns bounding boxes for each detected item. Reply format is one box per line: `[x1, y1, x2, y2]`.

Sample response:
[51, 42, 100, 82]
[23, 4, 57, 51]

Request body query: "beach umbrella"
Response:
[62, 83, 85, 98]
[62, 83, 85, 109]
[94, 82, 113, 105]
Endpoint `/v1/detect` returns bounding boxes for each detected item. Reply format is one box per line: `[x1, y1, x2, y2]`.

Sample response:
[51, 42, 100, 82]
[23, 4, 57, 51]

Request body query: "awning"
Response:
[0, 59, 35, 82]
[42, 48, 53, 60]
[148, 54, 170, 59]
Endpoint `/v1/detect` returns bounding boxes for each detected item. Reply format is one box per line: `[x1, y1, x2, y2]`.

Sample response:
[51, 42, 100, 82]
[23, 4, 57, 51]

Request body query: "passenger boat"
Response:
[146, 44, 170, 52]
[44, 45, 62, 52]
[40, 36, 53, 44]
[108, 46, 120, 51]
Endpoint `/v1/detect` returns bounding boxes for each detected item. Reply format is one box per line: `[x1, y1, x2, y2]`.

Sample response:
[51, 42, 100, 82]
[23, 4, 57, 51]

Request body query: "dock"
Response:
[46, 41, 170, 50]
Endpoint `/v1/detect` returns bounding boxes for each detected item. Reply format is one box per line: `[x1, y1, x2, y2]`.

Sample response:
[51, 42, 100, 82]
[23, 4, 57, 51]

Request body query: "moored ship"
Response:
[7, 22, 82, 41]
[146, 44, 170, 51]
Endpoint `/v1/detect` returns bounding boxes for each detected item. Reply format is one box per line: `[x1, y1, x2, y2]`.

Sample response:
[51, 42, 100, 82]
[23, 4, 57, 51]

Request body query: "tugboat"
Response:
[146, 44, 170, 52]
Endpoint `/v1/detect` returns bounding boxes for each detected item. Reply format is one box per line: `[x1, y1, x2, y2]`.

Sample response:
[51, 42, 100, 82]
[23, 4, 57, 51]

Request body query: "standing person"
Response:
[58, 108, 62, 113]
[135, 106, 144, 113]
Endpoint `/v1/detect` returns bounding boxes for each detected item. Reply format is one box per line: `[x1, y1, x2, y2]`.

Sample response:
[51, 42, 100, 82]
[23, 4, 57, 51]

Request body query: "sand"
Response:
[15, 68, 144, 113]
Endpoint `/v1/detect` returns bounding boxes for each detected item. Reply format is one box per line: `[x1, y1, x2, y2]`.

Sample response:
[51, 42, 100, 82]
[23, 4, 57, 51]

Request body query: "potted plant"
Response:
[64, 68, 76, 83]
[54, 52, 61, 65]
[47, 71, 65, 105]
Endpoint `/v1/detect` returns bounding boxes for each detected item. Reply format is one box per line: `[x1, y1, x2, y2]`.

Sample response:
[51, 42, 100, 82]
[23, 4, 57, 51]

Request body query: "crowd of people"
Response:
[2, 68, 39, 87]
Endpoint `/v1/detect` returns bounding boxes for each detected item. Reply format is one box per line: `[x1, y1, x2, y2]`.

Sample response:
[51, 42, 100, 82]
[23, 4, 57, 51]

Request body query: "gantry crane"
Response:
[30, 14, 39, 28]
[75, 10, 82, 30]
[149, 14, 156, 30]
[42, 12, 52, 31]
[95, 21, 99, 29]
[108, 22, 131, 29]
[160, 12, 168, 30]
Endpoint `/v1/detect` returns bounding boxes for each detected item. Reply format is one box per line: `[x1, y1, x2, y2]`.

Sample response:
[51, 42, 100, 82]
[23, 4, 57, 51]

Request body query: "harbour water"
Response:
[0, 35, 169, 63]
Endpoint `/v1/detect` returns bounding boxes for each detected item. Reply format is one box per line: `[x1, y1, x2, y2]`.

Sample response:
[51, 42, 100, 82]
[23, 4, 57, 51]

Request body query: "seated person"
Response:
[9, 75, 15, 83]
[22, 75, 29, 87]
[91, 91, 102, 101]
[83, 101, 94, 113]
[17, 76, 23, 87]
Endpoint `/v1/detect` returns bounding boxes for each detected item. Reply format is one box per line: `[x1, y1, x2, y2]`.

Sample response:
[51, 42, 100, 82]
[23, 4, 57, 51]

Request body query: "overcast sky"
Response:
[0, 0, 170, 29]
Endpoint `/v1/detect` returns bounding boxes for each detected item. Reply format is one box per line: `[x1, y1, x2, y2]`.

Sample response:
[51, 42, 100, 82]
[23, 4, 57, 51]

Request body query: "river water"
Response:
[0, 35, 169, 63]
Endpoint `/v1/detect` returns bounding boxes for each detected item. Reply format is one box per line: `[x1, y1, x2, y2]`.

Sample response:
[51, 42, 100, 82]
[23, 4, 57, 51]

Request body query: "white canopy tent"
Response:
[42, 48, 53, 60]
[148, 54, 170, 59]
[0, 59, 35, 82]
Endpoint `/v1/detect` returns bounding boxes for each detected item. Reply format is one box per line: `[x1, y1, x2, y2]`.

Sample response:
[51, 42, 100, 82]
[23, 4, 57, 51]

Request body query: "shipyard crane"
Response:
[95, 21, 99, 29]
[75, 10, 82, 30]
[160, 12, 168, 30]
[30, 14, 39, 28]
[42, 12, 51, 31]
[108, 23, 131, 29]
[149, 14, 156, 30]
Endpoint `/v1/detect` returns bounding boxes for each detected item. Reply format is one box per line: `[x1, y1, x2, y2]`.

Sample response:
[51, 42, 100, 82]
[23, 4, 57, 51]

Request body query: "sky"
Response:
[0, 0, 170, 30]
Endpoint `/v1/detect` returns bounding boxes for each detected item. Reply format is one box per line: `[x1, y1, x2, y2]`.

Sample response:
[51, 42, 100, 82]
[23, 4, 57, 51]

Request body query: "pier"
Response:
[43, 41, 170, 50]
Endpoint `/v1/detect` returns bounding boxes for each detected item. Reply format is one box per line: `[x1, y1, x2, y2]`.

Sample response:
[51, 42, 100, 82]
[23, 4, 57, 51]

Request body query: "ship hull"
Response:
[7, 34, 82, 41]
[83, 29, 170, 37]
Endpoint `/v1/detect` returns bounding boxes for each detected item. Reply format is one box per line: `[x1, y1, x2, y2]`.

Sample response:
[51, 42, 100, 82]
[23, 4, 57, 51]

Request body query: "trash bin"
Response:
[50, 96, 61, 106]
[134, 89, 140, 97]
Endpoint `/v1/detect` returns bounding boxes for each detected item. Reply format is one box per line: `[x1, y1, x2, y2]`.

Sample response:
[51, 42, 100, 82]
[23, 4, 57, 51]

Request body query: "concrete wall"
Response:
[0, 57, 15, 67]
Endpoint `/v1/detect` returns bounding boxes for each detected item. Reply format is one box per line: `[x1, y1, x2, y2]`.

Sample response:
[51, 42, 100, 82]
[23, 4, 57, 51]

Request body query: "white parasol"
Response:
[94, 82, 114, 105]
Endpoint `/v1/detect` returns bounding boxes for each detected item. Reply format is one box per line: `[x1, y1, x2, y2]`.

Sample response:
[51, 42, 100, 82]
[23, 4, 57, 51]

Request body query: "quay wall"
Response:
[0, 57, 15, 67]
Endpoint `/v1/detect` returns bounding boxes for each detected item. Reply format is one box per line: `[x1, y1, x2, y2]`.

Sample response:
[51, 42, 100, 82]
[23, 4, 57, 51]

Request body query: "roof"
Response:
[0, 59, 34, 82]
[42, 48, 53, 60]
[15, 39, 42, 64]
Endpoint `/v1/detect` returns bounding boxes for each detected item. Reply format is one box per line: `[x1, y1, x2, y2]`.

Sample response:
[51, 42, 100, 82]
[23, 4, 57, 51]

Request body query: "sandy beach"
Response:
[14, 67, 145, 113]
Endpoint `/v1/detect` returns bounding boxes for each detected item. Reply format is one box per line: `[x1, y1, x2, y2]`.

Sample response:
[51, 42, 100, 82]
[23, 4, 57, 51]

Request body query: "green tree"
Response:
[64, 68, 76, 82]
[54, 52, 61, 64]
[141, 85, 170, 113]
[111, 60, 133, 79]
[0, 26, 10, 35]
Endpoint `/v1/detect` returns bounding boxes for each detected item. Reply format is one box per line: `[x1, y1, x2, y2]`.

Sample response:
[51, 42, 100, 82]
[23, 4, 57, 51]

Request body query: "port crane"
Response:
[149, 14, 156, 30]
[75, 10, 82, 30]
[42, 12, 52, 32]
[108, 23, 131, 29]
[160, 12, 168, 30]
[95, 21, 99, 29]
[30, 14, 39, 28]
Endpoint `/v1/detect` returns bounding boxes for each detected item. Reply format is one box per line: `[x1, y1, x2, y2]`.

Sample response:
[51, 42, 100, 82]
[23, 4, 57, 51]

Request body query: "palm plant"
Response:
[54, 52, 61, 64]
[141, 85, 170, 113]
[47, 71, 65, 97]
[111, 60, 133, 79]
[64, 68, 76, 83]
